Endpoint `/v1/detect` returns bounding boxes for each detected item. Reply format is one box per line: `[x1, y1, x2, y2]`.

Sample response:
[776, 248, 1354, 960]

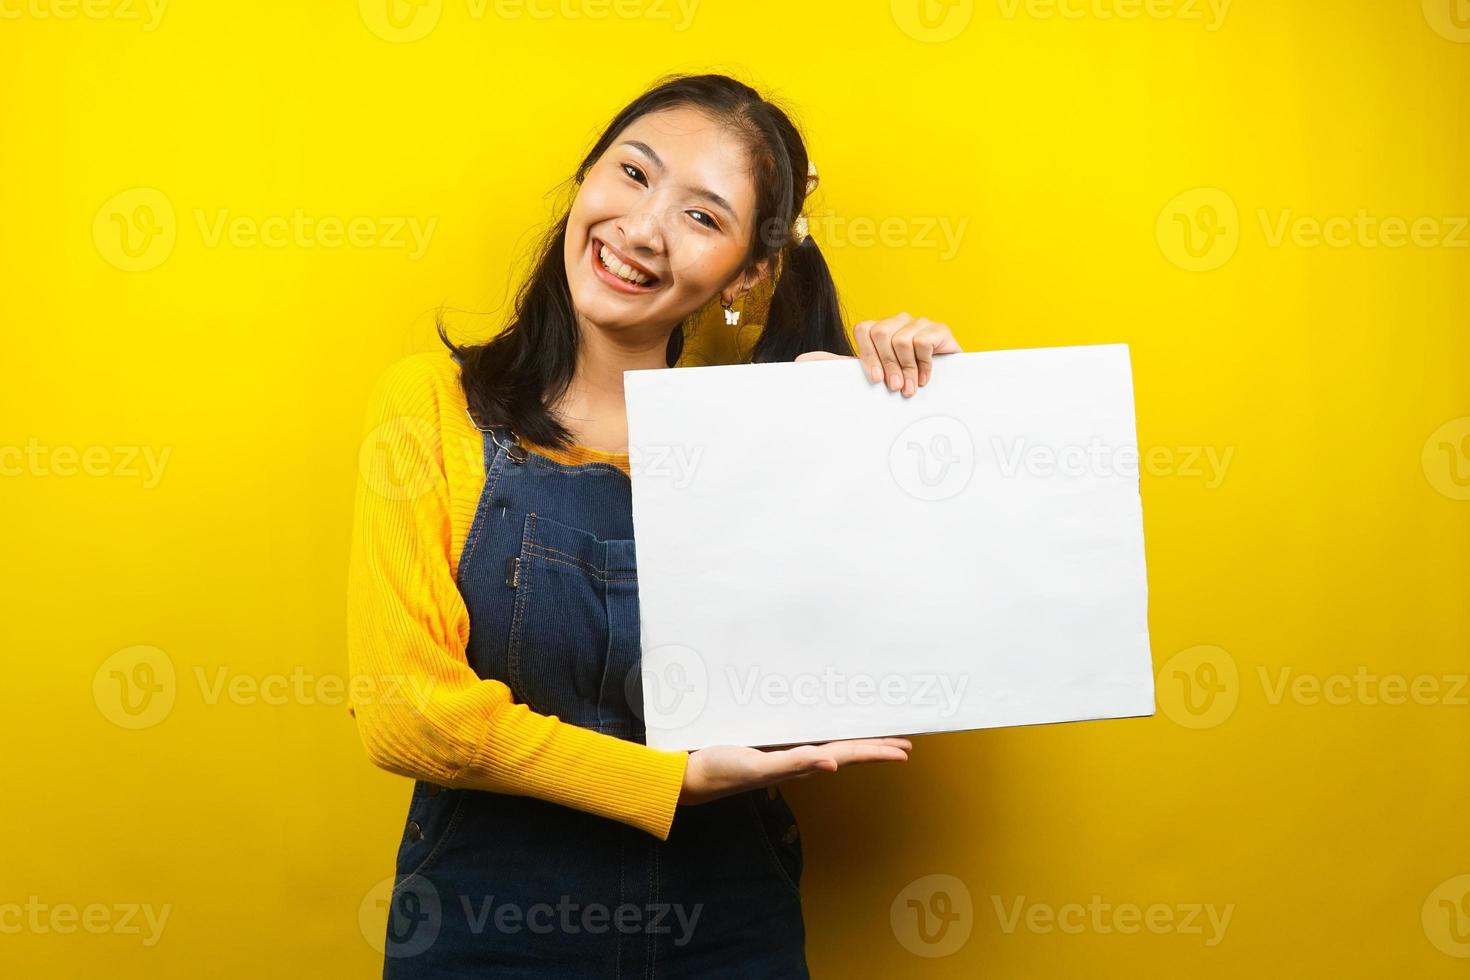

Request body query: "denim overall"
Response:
[381, 354, 808, 978]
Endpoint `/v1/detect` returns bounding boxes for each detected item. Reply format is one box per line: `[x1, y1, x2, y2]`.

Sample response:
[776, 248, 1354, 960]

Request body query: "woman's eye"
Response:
[619, 162, 716, 230]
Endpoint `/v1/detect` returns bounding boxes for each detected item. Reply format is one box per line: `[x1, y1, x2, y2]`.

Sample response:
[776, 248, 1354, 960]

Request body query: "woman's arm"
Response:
[346, 354, 688, 840]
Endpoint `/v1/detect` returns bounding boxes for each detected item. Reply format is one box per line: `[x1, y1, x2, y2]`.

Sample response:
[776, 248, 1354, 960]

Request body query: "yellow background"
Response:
[3, 0, 1467, 975]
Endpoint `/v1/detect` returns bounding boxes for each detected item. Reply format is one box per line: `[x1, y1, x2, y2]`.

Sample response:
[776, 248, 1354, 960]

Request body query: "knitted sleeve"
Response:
[346, 353, 688, 840]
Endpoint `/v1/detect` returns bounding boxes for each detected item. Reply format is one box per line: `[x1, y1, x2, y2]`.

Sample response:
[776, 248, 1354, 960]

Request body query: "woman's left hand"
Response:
[795, 313, 963, 397]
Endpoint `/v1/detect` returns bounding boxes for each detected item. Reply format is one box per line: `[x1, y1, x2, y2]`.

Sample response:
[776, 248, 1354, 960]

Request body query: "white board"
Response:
[625, 343, 1154, 751]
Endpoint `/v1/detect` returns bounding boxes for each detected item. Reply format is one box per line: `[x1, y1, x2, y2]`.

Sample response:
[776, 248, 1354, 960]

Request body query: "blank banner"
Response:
[625, 344, 1155, 751]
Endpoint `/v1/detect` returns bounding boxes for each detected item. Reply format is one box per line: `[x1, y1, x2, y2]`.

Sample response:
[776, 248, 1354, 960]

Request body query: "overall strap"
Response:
[452, 347, 528, 466]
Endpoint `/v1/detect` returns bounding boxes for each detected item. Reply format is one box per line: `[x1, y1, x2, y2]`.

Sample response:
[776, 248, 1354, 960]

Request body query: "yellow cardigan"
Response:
[347, 350, 689, 840]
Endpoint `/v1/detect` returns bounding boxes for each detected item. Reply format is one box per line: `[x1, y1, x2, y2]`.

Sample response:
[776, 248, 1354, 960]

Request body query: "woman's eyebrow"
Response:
[619, 139, 737, 222]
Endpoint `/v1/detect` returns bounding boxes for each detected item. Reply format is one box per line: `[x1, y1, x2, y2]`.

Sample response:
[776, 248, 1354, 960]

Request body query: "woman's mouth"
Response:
[590, 238, 661, 294]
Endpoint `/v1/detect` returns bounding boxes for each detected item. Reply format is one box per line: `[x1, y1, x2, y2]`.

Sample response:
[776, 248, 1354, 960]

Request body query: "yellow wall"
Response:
[3, 1, 1467, 975]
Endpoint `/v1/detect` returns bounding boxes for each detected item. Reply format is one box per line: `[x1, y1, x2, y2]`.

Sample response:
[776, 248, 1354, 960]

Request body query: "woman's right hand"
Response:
[678, 737, 913, 805]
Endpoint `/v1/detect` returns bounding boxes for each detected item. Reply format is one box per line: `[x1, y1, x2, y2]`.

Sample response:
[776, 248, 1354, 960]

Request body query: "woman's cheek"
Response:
[667, 237, 730, 291]
[570, 176, 622, 226]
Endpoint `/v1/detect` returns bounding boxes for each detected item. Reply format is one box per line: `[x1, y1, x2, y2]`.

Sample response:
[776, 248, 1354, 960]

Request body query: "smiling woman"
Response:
[447, 75, 857, 455]
[348, 72, 937, 979]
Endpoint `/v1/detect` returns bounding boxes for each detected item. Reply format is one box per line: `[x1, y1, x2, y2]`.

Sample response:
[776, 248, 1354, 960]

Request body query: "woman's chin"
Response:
[570, 285, 684, 334]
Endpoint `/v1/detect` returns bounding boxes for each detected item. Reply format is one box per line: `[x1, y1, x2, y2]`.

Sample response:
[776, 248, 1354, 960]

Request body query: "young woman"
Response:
[348, 72, 963, 978]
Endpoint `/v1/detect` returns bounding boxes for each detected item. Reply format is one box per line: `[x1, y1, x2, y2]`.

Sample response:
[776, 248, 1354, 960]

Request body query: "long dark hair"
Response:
[436, 72, 854, 450]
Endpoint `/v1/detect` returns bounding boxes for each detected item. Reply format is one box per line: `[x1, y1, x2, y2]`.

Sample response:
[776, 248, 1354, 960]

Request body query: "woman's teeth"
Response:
[599, 244, 653, 286]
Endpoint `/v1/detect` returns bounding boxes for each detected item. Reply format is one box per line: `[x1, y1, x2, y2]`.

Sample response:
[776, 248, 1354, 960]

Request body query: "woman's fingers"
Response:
[824, 737, 912, 764]
[893, 320, 921, 397]
[903, 318, 963, 393]
[677, 736, 916, 803]
[684, 738, 913, 805]
[808, 315, 962, 395]
[871, 315, 907, 392]
[914, 325, 942, 388]
[851, 314, 964, 396]
[843, 736, 912, 751]
[770, 737, 912, 779]
[854, 320, 883, 384]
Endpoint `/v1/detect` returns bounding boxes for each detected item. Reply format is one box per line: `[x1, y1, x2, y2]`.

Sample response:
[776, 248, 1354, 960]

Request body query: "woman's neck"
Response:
[553, 321, 670, 452]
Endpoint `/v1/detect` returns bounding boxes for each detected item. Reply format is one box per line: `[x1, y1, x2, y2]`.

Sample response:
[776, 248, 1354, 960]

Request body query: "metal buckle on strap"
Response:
[463, 405, 491, 432]
[496, 431, 528, 464]
[465, 407, 529, 463]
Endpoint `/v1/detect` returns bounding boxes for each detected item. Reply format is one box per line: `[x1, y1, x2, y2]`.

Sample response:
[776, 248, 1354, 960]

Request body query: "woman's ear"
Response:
[750, 255, 773, 288]
[723, 257, 773, 305]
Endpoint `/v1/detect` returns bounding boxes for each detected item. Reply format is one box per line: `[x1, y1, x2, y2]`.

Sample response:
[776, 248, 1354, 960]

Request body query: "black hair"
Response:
[435, 71, 854, 450]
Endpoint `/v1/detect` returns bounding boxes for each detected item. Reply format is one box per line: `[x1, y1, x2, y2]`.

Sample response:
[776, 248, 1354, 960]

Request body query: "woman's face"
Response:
[563, 105, 766, 341]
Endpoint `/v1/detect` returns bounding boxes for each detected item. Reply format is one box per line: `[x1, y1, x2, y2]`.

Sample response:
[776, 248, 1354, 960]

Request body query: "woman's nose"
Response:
[618, 209, 666, 254]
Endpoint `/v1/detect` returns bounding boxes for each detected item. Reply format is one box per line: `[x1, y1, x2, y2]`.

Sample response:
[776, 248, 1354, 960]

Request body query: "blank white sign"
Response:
[625, 343, 1154, 751]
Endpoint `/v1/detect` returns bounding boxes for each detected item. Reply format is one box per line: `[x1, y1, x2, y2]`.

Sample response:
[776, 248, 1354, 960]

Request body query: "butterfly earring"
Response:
[721, 296, 741, 326]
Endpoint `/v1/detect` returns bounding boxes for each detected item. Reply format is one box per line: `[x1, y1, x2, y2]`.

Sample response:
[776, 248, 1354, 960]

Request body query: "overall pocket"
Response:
[393, 781, 468, 894]
[747, 787, 805, 897]
[505, 512, 641, 737]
